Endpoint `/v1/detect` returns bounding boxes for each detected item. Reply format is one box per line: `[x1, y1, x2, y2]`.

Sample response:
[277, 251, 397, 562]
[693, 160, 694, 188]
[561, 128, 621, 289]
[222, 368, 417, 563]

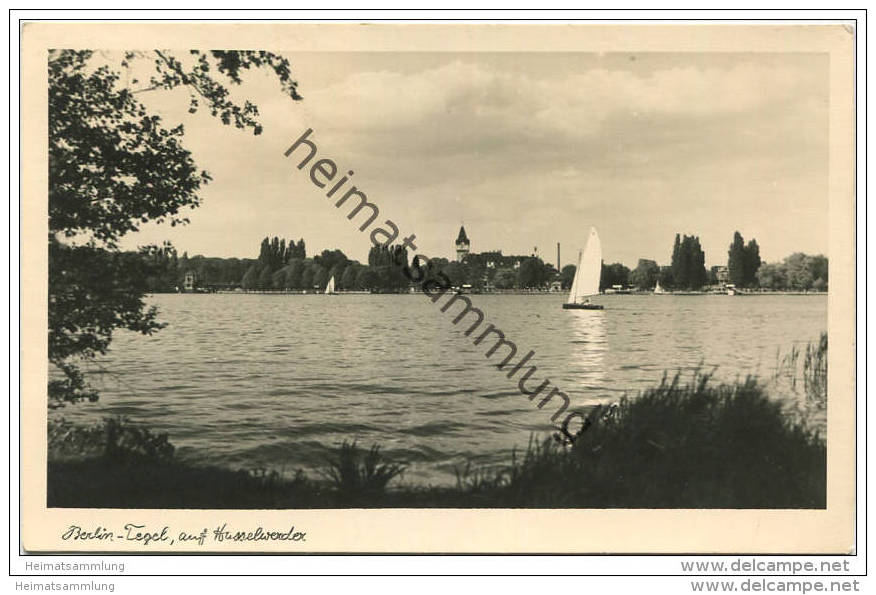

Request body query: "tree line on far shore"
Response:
[240, 241, 419, 293]
[754, 253, 828, 292]
[595, 232, 826, 292]
[141, 231, 828, 294]
[142, 236, 570, 293]
[484, 244, 816, 294]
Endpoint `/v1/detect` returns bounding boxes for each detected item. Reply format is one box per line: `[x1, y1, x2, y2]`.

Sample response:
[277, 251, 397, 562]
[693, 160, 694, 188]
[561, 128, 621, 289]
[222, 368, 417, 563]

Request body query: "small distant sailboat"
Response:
[654, 280, 667, 294]
[325, 275, 337, 295]
[563, 227, 605, 310]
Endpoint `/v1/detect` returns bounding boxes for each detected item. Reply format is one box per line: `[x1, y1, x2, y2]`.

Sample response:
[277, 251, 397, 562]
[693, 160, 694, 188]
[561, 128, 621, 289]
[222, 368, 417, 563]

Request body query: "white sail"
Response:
[325, 276, 335, 294]
[566, 227, 602, 304]
[567, 249, 582, 304]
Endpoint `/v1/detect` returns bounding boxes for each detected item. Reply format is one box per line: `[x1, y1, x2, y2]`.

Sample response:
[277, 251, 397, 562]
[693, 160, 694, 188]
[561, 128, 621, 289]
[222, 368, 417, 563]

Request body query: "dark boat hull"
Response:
[562, 303, 604, 310]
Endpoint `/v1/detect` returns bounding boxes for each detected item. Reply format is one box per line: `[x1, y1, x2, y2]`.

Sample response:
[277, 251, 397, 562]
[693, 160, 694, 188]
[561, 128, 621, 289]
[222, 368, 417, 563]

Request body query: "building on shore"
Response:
[455, 226, 470, 262]
[715, 265, 730, 285]
[451, 225, 561, 290]
[455, 225, 529, 269]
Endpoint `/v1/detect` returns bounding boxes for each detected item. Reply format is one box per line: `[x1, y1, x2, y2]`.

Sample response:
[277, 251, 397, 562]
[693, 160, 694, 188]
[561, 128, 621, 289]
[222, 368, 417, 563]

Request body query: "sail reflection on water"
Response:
[567, 309, 607, 402]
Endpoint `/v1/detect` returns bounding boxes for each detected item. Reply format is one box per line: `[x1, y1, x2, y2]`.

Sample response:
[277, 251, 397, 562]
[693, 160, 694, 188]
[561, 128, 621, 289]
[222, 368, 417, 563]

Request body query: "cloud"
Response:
[266, 56, 827, 218]
[127, 52, 829, 265]
[304, 58, 823, 151]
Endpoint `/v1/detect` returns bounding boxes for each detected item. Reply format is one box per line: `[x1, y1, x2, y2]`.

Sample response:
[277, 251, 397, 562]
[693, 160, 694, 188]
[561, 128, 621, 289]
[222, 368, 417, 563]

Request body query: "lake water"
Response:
[56, 293, 827, 485]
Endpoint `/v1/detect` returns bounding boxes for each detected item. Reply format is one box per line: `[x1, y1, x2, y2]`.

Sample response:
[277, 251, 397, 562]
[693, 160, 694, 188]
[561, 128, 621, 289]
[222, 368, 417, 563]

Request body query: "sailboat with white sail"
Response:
[562, 227, 605, 310]
[325, 275, 337, 295]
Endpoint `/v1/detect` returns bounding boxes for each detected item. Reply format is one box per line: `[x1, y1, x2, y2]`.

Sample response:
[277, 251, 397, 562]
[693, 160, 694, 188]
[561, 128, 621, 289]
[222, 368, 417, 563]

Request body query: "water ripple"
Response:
[53, 293, 827, 485]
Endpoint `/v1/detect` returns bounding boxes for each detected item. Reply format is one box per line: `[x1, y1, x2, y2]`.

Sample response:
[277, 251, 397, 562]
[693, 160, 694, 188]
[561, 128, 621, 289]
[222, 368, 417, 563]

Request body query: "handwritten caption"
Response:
[61, 523, 306, 547]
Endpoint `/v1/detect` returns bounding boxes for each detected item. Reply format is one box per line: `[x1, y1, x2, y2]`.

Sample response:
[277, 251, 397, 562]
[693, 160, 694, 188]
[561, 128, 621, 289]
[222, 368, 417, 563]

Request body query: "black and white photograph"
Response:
[17, 18, 858, 559]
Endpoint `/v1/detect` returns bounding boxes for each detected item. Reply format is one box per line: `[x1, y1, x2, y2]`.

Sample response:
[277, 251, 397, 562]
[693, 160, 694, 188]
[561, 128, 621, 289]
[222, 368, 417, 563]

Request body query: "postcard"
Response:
[19, 21, 856, 553]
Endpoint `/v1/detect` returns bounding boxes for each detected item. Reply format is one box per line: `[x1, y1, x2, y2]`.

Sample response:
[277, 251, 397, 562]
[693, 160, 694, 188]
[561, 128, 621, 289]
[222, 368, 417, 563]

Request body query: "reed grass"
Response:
[319, 441, 407, 503]
[804, 332, 828, 408]
[773, 332, 828, 433]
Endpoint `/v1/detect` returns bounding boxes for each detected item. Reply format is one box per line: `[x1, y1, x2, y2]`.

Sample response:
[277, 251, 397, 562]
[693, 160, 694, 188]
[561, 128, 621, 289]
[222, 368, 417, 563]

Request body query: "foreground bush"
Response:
[49, 416, 174, 463]
[492, 373, 825, 508]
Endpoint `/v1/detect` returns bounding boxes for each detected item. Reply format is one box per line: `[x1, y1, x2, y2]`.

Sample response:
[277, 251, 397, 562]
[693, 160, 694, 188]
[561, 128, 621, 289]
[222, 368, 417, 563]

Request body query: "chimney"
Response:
[557, 242, 561, 271]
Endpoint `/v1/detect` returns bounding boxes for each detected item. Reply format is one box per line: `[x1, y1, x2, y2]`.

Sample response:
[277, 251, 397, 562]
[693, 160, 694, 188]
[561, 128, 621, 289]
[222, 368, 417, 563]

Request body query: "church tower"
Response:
[455, 225, 470, 262]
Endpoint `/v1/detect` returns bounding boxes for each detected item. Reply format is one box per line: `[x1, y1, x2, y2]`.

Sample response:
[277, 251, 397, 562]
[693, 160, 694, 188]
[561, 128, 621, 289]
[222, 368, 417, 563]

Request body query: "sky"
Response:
[121, 51, 829, 268]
